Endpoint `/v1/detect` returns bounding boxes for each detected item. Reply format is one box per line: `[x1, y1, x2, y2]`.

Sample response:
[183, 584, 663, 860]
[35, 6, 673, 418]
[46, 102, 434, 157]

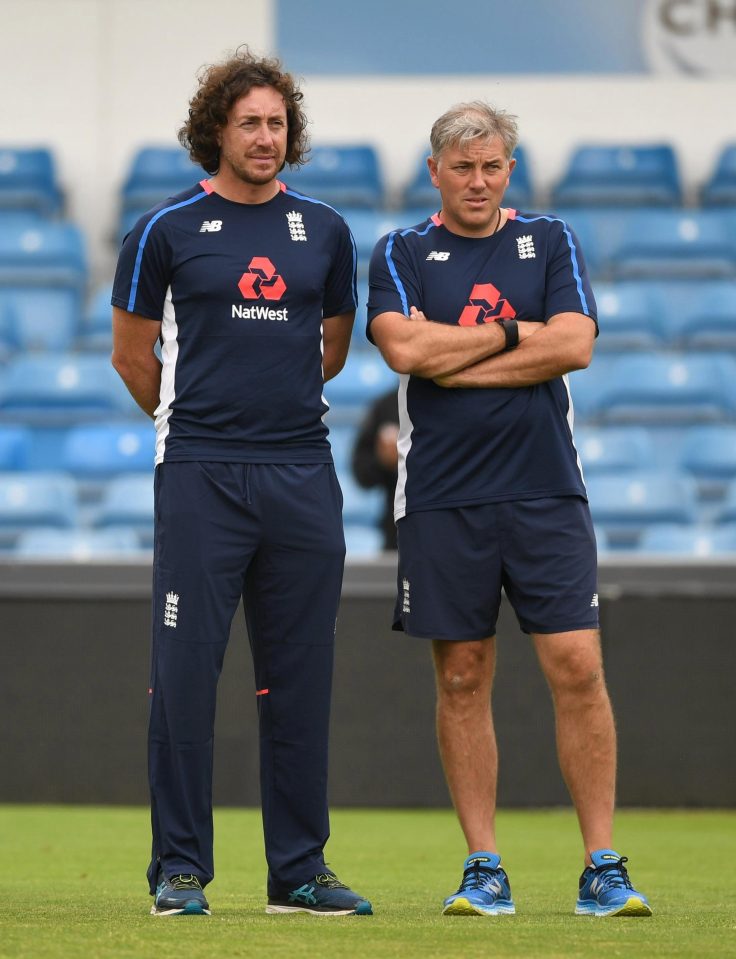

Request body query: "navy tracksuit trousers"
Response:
[146, 461, 345, 896]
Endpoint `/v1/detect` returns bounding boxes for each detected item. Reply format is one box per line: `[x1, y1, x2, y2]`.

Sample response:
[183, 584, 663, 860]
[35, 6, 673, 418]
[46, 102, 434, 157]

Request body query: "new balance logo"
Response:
[516, 234, 535, 259]
[164, 591, 179, 628]
[590, 593, 599, 608]
[286, 210, 307, 241]
[199, 220, 222, 233]
[426, 250, 450, 261]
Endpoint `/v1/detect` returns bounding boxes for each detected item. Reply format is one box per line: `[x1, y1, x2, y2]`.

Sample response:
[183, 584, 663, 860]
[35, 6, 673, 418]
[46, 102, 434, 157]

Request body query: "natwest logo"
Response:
[238, 257, 286, 301]
[458, 282, 516, 326]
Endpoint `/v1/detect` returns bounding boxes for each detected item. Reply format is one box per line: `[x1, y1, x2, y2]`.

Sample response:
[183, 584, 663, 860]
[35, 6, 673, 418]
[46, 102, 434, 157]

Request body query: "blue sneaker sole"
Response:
[443, 896, 516, 916]
[575, 896, 652, 917]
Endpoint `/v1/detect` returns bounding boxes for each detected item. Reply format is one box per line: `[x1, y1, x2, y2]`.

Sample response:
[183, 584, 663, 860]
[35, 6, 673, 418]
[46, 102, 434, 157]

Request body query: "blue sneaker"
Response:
[266, 869, 373, 915]
[150, 871, 211, 916]
[443, 852, 516, 916]
[576, 849, 652, 917]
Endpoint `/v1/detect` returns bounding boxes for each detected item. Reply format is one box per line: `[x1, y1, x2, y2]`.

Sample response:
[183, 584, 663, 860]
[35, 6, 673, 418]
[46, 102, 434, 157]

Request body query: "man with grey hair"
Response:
[367, 101, 651, 918]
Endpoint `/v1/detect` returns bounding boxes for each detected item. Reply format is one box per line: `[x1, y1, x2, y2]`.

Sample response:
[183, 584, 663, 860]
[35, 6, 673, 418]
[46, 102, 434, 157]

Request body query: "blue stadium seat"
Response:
[344, 523, 383, 557]
[15, 526, 143, 559]
[592, 353, 736, 424]
[342, 209, 402, 271]
[567, 354, 617, 423]
[0, 220, 86, 289]
[0, 287, 79, 352]
[548, 208, 633, 279]
[0, 471, 77, 546]
[401, 144, 533, 212]
[637, 523, 736, 556]
[610, 210, 736, 280]
[0, 147, 63, 216]
[324, 354, 398, 422]
[327, 423, 357, 474]
[671, 280, 736, 349]
[680, 425, 736, 502]
[593, 281, 665, 351]
[77, 283, 112, 351]
[339, 474, 383, 526]
[0, 353, 138, 423]
[701, 143, 736, 207]
[551, 144, 681, 207]
[61, 423, 155, 476]
[586, 470, 697, 547]
[0, 425, 32, 469]
[283, 145, 383, 209]
[122, 146, 207, 213]
[93, 474, 154, 546]
[575, 426, 654, 473]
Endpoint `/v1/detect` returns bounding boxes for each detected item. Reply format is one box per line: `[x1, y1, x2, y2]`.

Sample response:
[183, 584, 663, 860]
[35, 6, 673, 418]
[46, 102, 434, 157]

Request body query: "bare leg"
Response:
[533, 629, 616, 865]
[432, 637, 497, 854]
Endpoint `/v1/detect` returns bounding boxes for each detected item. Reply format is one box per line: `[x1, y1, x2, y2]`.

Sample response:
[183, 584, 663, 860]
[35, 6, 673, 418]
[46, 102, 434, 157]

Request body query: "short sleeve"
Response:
[322, 216, 358, 318]
[366, 232, 423, 342]
[111, 213, 173, 320]
[544, 222, 598, 329]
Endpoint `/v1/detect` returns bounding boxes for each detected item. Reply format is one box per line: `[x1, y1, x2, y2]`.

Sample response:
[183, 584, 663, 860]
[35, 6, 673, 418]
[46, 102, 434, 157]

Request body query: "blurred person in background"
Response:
[367, 101, 651, 919]
[351, 388, 399, 549]
[111, 47, 371, 918]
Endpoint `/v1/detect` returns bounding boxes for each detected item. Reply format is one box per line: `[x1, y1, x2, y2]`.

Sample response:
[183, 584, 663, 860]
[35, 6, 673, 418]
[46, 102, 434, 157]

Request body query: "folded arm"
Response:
[370, 308, 539, 379]
[433, 312, 595, 388]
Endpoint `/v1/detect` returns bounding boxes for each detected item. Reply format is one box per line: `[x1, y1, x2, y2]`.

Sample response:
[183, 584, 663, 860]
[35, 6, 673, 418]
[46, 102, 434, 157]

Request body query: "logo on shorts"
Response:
[590, 593, 599, 607]
[458, 282, 517, 326]
[164, 591, 179, 628]
[402, 577, 411, 614]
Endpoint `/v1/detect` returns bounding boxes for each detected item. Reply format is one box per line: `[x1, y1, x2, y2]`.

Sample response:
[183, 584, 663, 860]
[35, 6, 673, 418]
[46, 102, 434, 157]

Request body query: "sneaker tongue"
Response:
[590, 849, 622, 869]
[464, 851, 501, 870]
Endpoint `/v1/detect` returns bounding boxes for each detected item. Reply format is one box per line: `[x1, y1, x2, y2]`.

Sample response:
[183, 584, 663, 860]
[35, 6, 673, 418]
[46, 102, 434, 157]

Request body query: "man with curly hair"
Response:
[111, 48, 371, 918]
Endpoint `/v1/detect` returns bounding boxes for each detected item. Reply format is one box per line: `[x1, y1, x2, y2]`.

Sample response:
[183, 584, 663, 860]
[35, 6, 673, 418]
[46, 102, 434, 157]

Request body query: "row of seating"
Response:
[5, 465, 736, 554]
[9, 350, 736, 429]
[3, 141, 728, 221]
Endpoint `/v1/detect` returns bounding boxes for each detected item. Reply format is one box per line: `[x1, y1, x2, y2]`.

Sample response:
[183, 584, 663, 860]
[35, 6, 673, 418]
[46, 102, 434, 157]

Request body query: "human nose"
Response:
[468, 166, 485, 189]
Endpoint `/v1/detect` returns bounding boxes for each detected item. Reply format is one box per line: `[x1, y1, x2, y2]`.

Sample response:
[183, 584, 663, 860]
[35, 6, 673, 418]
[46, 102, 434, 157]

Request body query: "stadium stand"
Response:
[0, 425, 32, 470]
[282, 144, 384, 208]
[122, 146, 207, 216]
[551, 143, 682, 208]
[609, 209, 736, 280]
[700, 142, 736, 207]
[77, 282, 113, 352]
[61, 423, 155, 477]
[0, 147, 63, 216]
[0, 353, 139, 423]
[574, 426, 654, 473]
[593, 281, 666, 351]
[323, 352, 398, 423]
[93, 474, 155, 547]
[0, 471, 78, 549]
[339, 474, 383, 526]
[637, 522, 736, 556]
[585, 469, 698, 548]
[15, 526, 143, 560]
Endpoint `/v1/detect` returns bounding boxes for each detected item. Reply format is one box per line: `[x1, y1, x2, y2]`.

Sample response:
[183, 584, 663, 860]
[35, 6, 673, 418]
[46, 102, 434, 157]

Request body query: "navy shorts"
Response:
[393, 497, 599, 639]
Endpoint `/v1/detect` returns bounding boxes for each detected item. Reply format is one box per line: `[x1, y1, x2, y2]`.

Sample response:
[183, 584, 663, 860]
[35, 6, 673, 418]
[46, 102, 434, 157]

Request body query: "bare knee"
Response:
[433, 640, 493, 699]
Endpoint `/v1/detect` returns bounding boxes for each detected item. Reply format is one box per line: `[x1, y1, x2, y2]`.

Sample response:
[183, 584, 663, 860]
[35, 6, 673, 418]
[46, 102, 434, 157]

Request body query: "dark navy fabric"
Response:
[394, 498, 599, 639]
[112, 181, 357, 464]
[147, 461, 345, 892]
[367, 210, 597, 519]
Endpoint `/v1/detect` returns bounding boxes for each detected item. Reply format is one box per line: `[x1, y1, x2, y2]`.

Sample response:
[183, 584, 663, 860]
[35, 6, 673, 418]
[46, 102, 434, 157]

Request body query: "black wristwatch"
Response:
[498, 318, 519, 351]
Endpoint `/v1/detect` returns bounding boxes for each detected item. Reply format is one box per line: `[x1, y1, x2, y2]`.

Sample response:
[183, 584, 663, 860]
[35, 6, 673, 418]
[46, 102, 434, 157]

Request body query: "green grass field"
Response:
[1, 806, 734, 959]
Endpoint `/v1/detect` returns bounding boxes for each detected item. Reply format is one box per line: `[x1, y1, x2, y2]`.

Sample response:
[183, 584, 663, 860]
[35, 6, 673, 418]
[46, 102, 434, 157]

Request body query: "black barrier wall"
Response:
[1, 560, 734, 807]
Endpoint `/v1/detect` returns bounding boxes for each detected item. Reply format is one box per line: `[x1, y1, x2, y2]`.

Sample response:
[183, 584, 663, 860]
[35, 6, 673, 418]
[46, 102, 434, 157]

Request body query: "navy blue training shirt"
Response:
[367, 209, 597, 520]
[112, 179, 357, 465]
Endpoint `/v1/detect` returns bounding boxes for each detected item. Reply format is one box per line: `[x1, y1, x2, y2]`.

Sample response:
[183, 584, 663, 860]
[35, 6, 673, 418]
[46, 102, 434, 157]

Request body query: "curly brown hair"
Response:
[178, 47, 309, 174]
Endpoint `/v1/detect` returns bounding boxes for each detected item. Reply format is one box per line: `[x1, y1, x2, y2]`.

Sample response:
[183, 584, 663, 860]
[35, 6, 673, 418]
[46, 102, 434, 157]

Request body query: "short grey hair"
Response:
[430, 101, 519, 161]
